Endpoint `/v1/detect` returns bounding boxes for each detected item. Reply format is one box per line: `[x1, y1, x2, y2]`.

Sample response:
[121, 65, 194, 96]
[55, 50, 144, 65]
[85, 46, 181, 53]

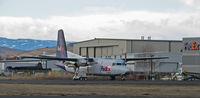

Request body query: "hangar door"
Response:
[80, 46, 114, 58]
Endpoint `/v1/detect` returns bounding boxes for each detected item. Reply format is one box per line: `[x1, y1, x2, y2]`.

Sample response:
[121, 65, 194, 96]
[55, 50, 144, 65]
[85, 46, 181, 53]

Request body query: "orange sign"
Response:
[192, 42, 199, 50]
[184, 41, 200, 50]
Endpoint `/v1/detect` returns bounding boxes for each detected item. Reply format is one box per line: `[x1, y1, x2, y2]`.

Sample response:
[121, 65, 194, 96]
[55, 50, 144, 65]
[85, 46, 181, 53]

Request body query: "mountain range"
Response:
[0, 37, 56, 50]
[0, 37, 73, 51]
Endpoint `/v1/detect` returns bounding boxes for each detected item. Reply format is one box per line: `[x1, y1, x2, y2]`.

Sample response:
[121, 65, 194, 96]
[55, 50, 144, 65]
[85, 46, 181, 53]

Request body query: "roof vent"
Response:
[141, 36, 144, 40]
[148, 36, 151, 40]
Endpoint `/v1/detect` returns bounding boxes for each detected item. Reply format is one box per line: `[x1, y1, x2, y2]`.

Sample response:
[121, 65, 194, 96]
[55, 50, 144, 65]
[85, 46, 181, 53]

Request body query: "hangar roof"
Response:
[73, 38, 182, 44]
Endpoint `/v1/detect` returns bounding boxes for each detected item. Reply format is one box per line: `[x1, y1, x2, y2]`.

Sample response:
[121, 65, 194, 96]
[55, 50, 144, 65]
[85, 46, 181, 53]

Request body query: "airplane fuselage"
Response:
[65, 58, 130, 76]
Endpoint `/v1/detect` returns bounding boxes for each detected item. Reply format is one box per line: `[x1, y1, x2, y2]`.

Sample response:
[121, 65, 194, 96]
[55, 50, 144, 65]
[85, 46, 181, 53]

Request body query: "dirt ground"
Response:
[0, 83, 199, 97]
[0, 73, 199, 97]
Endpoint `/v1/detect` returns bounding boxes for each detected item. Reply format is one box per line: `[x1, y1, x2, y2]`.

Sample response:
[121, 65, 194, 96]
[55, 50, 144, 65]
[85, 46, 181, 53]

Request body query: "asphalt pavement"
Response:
[0, 79, 199, 98]
[0, 95, 190, 98]
[0, 79, 199, 85]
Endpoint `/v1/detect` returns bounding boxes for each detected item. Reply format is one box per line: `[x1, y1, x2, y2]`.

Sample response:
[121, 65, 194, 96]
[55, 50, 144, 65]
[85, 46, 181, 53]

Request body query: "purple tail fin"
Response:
[56, 29, 68, 58]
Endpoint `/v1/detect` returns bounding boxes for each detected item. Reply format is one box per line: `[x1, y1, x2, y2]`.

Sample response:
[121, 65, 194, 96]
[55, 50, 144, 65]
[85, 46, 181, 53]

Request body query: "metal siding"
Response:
[88, 48, 94, 57]
[182, 38, 200, 73]
[107, 47, 113, 57]
[81, 48, 86, 57]
[157, 62, 178, 72]
[183, 65, 200, 73]
[73, 39, 126, 56]
[102, 47, 108, 57]
[73, 46, 79, 55]
[96, 48, 102, 57]
[183, 56, 200, 65]
[112, 46, 119, 56]
[131, 52, 182, 72]
[132, 41, 169, 53]
[73, 39, 182, 58]
[126, 40, 132, 53]
[171, 42, 183, 53]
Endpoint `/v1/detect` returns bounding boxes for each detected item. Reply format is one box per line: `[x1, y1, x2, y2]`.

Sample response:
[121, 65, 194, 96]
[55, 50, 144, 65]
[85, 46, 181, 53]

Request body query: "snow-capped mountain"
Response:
[0, 37, 72, 50]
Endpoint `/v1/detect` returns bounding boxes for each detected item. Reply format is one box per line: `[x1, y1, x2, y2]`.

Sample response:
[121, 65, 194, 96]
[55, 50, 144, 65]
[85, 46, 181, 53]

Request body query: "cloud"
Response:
[179, 0, 200, 9]
[0, 16, 58, 40]
[0, 10, 200, 41]
[84, 6, 122, 13]
[180, 0, 200, 5]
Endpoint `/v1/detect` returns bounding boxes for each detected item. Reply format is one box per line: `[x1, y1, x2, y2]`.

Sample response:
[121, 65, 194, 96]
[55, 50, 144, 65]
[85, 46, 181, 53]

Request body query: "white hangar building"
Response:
[72, 38, 183, 73]
[73, 38, 183, 58]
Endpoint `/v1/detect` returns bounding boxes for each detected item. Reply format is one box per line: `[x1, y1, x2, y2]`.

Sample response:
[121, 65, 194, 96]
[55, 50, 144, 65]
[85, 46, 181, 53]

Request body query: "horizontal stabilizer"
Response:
[0, 59, 41, 62]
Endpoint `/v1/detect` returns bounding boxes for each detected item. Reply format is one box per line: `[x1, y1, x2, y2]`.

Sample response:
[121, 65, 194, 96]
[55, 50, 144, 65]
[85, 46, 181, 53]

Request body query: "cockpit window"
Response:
[112, 62, 126, 66]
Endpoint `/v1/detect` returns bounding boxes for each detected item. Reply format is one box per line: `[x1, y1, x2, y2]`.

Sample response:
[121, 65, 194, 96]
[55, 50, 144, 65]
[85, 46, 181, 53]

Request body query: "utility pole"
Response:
[150, 55, 154, 80]
[150, 59, 152, 80]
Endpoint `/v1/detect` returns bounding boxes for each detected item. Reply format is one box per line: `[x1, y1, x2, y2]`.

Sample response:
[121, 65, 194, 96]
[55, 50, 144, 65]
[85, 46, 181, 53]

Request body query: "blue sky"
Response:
[0, 0, 200, 41]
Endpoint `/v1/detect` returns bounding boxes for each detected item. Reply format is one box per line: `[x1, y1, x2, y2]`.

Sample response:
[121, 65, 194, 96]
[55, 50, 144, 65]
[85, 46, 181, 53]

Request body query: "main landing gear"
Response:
[110, 76, 116, 80]
[120, 75, 126, 81]
[73, 67, 88, 81]
[109, 75, 126, 80]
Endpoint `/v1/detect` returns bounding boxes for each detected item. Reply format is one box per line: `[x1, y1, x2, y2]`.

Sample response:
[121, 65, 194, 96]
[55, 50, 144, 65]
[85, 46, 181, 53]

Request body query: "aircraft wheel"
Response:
[73, 76, 80, 80]
[79, 77, 83, 80]
[73, 78, 79, 80]
[121, 75, 126, 81]
[84, 77, 88, 81]
[79, 77, 87, 81]
[121, 77, 126, 81]
[110, 76, 116, 80]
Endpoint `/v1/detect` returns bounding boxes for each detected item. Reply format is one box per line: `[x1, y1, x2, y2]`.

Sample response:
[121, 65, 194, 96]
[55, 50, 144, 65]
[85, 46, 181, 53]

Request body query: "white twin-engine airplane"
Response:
[21, 29, 168, 80]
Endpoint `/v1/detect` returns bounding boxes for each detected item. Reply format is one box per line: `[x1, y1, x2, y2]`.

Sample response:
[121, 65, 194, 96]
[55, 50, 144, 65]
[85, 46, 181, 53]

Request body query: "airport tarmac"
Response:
[0, 79, 199, 98]
[0, 79, 200, 85]
[0, 95, 190, 98]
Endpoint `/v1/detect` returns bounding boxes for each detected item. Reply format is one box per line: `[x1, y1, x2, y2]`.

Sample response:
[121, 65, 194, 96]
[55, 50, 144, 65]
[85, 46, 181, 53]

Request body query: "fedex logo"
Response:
[184, 41, 200, 50]
[192, 42, 199, 50]
[57, 46, 64, 51]
[100, 66, 111, 72]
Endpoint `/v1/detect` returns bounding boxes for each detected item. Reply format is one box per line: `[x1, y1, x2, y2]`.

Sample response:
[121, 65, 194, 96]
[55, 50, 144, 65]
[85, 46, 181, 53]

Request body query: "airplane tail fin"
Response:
[56, 29, 68, 58]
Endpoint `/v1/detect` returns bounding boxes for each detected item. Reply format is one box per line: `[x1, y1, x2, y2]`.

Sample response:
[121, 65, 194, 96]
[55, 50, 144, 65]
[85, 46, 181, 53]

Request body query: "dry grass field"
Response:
[0, 83, 199, 97]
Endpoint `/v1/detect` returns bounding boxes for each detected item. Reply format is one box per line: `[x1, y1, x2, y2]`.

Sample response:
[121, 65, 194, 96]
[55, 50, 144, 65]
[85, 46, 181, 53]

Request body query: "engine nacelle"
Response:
[77, 59, 88, 66]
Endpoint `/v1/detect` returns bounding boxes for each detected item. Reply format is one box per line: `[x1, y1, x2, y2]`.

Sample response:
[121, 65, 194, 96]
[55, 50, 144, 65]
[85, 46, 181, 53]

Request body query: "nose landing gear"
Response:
[73, 67, 88, 81]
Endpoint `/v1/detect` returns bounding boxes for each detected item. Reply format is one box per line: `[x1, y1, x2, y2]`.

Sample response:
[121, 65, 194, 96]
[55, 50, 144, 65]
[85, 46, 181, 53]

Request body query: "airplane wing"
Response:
[21, 56, 168, 62]
[0, 59, 41, 62]
[21, 56, 95, 67]
[21, 56, 79, 62]
[123, 57, 168, 61]
[21, 56, 95, 62]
